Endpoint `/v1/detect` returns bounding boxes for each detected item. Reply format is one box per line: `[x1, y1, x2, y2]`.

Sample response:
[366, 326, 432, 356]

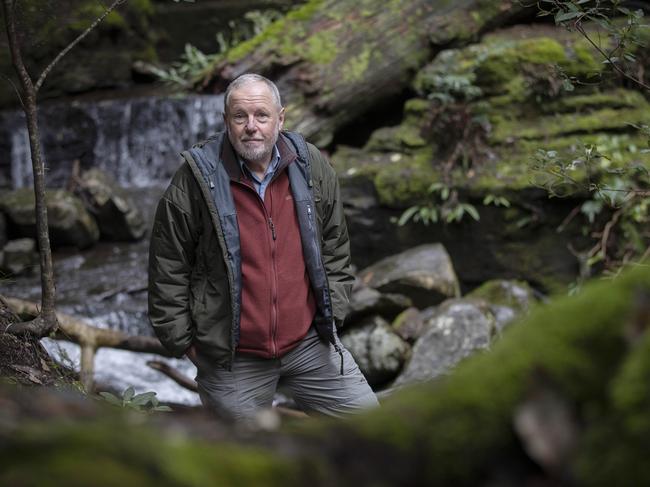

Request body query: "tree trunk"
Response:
[201, 0, 531, 146]
[2, 0, 58, 337]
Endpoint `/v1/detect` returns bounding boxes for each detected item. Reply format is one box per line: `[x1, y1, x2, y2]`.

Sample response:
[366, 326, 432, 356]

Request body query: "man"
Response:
[148, 73, 378, 420]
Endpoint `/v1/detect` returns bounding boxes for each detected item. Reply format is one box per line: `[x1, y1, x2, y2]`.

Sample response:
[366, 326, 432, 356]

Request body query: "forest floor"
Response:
[0, 299, 75, 387]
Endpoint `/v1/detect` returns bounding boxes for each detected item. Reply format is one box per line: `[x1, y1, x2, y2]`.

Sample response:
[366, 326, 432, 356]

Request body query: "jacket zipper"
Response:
[236, 180, 279, 358]
[307, 201, 344, 375]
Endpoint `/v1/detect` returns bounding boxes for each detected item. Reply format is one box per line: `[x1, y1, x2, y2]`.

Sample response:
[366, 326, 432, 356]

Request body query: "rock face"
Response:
[358, 244, 460, 308]
[392, 299, 495, 387]
[331, 25, 650, 291]
[339, 316, 410, 387]
[0, 238, 38, 277]
[0, 189, 99, 249]
[75, 169, 146, 241]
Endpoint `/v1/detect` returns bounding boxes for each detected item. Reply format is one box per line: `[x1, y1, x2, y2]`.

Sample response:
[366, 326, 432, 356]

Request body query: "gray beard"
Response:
[229, 130, 279, 165]
[236, 144, 273, 164]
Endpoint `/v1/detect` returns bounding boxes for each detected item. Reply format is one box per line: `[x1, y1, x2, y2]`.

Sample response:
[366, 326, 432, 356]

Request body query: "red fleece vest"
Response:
[231, 168, 316, 358]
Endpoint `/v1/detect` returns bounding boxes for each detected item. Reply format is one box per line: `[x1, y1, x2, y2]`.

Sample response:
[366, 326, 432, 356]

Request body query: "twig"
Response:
[599, 208, 623, 266]
[147, 360, 198, 391]
[574, 22, 650, 92]
[0, 73, 24, 109]
[34, 0, 127, 92]
[557, 204, 581, 233]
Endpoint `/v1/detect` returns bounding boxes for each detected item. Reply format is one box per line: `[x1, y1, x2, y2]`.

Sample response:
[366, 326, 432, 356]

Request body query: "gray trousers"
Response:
[195, 326, 379, 420]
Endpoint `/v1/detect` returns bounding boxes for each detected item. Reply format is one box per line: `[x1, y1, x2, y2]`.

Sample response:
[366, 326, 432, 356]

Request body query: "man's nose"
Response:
[244, 116, 257, 132]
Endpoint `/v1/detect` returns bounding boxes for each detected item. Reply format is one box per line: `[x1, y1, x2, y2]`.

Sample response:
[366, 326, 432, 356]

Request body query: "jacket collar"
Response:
[221, 132, 298, 182]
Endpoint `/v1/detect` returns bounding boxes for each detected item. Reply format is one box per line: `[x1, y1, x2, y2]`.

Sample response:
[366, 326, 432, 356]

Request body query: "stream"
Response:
[1, 93, 229, 405]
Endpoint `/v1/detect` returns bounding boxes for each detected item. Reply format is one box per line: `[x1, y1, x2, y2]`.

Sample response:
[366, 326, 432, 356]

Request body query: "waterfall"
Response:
[0, 94, 225, 189]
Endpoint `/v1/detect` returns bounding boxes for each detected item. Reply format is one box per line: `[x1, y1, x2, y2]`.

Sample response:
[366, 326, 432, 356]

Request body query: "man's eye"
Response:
[233, 114, 247, 124]
[256, 114, 269, 122]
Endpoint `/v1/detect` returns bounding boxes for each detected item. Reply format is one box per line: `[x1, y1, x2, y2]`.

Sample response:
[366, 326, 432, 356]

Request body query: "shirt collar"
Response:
[238, 145, 280, 183]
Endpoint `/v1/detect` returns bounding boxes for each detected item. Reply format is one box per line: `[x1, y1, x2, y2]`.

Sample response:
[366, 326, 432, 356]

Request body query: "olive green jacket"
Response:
[148, 132, 354, 369]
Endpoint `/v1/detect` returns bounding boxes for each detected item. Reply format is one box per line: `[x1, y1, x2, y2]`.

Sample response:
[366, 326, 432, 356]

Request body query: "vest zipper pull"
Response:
[268, 217, 276, 240]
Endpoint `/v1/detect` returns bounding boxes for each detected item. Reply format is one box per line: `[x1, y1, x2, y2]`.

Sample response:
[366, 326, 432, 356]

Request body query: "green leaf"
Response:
[397, 206, 420, 226]
[123, 387, 135, 402]
[462, 204, 480, 221]
[555, 11, 581, 23]
[131, 392, 157, 407]
[99, 392, 123, 407]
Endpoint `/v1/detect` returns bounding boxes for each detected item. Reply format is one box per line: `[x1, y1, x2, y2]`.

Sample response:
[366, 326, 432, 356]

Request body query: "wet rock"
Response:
[340, 316, 410, 387]
[75, 169, 146, 241]
[358, 244, 460, 309]
[1, 238, 38, 276]
[392, 299, 495, 387]
[391, 307, 426, 343]
[0, 189, 99, 249]
[346, 285, 412, 325]
[466, 279, 537, 332]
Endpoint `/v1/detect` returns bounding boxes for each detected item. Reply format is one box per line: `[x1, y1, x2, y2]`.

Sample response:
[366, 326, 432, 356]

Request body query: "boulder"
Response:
[1, 238, 38, 277]
[391, 307, 426, 343]
[466, 279, 537, 332]
[0, 189, 99, 249]
[392, 299, 495, 388]
[346, 285, 412, 325]
[358, 244, 460, 308]
[339, 316, 410, 388]
[75, 169, 146, 241]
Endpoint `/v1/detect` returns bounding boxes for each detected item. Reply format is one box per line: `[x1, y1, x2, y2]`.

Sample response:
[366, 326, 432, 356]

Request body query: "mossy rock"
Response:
[341, 261, 650, 485]
[0, 403, 299, 487]
[373, 149, 441, 207]
[489, 106, 650, 144]
[350, 23, 650, 206]
[0, 189, 99, 249]
[541, 88, 647, 114]
[414, 27, 602, 105]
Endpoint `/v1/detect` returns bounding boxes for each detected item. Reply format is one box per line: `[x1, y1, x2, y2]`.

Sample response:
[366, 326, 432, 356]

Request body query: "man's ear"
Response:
[279, 107, 285, 130]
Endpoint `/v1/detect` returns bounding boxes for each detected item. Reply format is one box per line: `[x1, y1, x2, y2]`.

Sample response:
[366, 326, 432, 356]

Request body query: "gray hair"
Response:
[224, 73, 282, 113]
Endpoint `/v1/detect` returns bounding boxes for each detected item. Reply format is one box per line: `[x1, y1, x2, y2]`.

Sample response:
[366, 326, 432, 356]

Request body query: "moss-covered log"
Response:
[201, 0, 532, 146]
[1, 263, 649, 485]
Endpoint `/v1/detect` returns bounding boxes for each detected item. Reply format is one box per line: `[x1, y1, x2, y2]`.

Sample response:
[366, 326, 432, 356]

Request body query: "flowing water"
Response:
[1, 94, 227, 405]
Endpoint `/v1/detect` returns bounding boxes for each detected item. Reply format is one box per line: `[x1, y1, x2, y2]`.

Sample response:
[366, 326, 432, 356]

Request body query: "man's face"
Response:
[224, 81, 285, 166]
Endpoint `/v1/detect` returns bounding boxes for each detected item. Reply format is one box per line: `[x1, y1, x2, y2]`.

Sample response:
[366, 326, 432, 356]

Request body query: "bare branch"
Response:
[0, 73, 25, 109]
[148, 360, 198, 391]
[34, 0, 127, 92]
[2, 0, 35, 96]
[574, 22, 650, 92]
[4, 296, 171, 357]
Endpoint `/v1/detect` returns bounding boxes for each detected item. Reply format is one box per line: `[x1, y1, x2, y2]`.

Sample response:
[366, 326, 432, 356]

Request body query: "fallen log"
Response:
[3, 296, 171, 391]
[201, 0, 532, 146]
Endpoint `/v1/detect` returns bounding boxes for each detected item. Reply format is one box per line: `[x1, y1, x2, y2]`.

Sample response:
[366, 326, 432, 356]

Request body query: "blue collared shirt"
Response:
[238, 145, 280, 200]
